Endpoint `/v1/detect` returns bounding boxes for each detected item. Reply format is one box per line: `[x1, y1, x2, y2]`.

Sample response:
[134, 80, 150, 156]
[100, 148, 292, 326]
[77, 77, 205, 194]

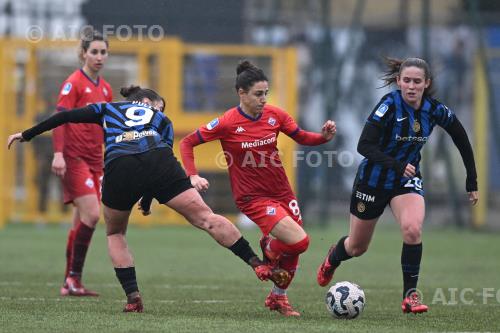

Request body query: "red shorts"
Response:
[238, 196, 303, 235]
[61, 159, 103, 204]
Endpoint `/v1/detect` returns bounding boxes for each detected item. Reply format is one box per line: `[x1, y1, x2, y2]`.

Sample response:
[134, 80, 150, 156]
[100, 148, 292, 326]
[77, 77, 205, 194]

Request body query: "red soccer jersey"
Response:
[53, 69, 113, 168]
[195, 105, 301, 205]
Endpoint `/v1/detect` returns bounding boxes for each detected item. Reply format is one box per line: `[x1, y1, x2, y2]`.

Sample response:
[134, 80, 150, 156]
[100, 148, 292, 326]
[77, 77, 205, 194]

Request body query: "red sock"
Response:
[268, 236, 309, 290]
[69, 222, 95, 277]
[64, 229, 76, 278]
[269, 235, 310, 257]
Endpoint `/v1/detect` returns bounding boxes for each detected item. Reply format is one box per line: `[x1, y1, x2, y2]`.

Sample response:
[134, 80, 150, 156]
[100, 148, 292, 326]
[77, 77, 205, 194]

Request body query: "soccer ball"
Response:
[325, 281, 365, 319]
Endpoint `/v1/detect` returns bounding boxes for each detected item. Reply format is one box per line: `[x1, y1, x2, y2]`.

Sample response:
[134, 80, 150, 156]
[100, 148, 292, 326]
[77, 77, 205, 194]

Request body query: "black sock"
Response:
[228, 237, 259, 266]
[114, 267, 139, 296]
[401, 242, 422, 299]
[328, 236, 352, 267]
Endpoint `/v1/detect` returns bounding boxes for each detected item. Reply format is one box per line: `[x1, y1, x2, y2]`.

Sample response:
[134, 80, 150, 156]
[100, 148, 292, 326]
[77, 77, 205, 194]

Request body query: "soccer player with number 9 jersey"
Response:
[180, 60, 336, 316]
[9, 86, 287, 313]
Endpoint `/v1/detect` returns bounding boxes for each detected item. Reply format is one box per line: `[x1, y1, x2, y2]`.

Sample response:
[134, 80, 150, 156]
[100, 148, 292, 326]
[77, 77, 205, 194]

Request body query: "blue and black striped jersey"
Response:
[22, 101, 174, 166]
[356, 90, 455, 190]
[90, 101, 173, 164]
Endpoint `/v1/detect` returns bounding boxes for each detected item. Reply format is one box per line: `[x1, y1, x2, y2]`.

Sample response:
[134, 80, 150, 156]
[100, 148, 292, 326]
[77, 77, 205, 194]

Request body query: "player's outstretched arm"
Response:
[179, 131, 211, 192]
[443, 117, 478, 201]
[320, 120, 337, 141]
[468, 191, 479, 206]
[285, 118, 336, 146]
[7, 133, 25, 149]
[189, 175, 210, 192]
[12, 106, 100, 147]
[179, 131, 202, 174]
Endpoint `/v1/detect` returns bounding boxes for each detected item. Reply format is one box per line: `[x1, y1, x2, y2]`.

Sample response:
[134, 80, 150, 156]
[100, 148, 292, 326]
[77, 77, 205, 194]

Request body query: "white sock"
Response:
[272, 286, 287, 295]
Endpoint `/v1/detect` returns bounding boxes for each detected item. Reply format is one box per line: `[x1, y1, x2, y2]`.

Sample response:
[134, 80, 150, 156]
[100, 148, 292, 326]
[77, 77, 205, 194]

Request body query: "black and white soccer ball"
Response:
[325, 281, 365, 319]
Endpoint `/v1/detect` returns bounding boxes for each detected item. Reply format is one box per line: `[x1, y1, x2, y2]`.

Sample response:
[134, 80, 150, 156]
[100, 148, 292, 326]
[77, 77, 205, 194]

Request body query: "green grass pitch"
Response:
[1, 222, 499, 332]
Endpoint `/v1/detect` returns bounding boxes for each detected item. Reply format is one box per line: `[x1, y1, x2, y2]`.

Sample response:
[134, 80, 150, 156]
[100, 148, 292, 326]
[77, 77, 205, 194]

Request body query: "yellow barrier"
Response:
[0, 39, 6, 228]
[473, 54, 489, 228]
[0, 37, 298, 227]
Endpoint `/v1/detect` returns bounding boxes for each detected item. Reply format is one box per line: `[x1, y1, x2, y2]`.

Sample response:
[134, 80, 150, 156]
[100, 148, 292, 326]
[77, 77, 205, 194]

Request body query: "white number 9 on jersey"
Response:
[124, 107, 154, 127]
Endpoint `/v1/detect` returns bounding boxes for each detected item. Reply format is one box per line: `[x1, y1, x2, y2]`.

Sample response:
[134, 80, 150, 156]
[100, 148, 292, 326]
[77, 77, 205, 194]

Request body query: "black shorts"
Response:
[101, 147, 193, 210]
[350, 178, 424, 220]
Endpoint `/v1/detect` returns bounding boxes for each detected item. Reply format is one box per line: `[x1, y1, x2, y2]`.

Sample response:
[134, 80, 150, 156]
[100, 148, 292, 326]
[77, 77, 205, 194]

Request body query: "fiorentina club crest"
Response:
[266, 206, 276, 216]
[85, 178, 94, 188]
[268, 117, 276, 126]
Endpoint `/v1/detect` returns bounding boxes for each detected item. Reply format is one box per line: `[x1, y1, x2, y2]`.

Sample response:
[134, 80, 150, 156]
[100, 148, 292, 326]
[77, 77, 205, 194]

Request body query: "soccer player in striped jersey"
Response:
[53, 29, 113, 296]
[180, 61, 336, 316]
[8, 86, 285, 313]
[316, 57, 479, 314]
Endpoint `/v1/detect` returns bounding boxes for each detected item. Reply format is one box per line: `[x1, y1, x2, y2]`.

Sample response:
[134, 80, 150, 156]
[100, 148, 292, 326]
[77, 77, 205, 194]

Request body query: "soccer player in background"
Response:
[180, 60, 336, 316]
[52, 29, 113, 296]
[316, 57, 479, 314]
[8, 86, 285, 313]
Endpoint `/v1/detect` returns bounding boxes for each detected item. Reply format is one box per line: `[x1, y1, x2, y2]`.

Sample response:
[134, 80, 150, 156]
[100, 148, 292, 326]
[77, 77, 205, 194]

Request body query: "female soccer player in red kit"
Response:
[53, 29, 113, 296]
[180, 60, 336, 316]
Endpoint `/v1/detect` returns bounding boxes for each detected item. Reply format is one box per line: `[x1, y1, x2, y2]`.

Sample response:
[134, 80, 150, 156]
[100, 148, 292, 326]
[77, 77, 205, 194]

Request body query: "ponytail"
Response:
[380, 56, 435, 97]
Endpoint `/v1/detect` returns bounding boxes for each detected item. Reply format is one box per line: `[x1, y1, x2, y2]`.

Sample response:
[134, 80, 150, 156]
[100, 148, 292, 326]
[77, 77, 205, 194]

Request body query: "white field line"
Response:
[0, 280, 264, 304]
[0, 281, 221, 288]
[0, 281, 271, 290]
[1, 296, 499, 307]
[0, 281, 386, 294]
[0, 296, 254, 304]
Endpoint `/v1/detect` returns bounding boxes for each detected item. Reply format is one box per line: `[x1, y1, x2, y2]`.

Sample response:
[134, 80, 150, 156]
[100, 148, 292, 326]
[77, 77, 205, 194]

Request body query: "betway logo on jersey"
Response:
[395, 134, 428, 142]
[116, 130, 158, 143]
[241, 133, 276, 149]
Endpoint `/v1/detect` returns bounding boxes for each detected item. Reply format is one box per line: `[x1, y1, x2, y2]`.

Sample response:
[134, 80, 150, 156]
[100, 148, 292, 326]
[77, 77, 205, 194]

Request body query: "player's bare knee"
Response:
[106, 221, 127, 236]
[189, 210, 213, 230]
[200, 216, 212, 231]
[402, 222, 422, 243]
[84, 213, 100, 226]
[79, 207, 100, 226]
[403, 233, 422, 244]
[186, 200, 215, 229]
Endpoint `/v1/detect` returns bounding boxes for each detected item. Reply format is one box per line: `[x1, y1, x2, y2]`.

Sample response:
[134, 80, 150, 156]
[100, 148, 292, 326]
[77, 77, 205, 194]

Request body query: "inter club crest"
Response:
[357, 202, 366, 213]
[413, 120, 421, 133]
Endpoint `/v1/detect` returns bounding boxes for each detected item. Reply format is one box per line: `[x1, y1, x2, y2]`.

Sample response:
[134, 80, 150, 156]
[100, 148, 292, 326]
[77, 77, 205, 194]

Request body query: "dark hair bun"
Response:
[236, 60, 256, 75]
[80, 27, 106, 43]
[120, 85, 142, 98]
